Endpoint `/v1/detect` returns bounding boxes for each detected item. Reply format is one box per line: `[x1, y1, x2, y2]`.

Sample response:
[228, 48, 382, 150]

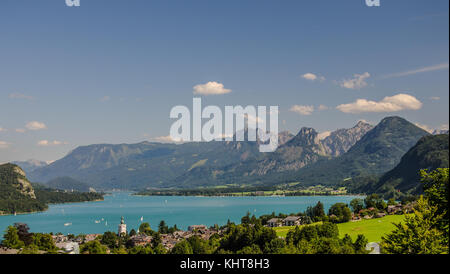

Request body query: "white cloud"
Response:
[340, 72, 370, 89]
[15, 128, 26, 133]
[290, 105, 314, 115]
[25, 121, 47, 131]
[9, 93, 34, 100]
[0, 127, 5, 132]
[336, 93, 423, 114]
[0, 141, 11, 149]
[193, 82, 231, 95]
[301, 73, 325, 81]
[382, 63, 449, 79]
[37, 140, 68, 146]
[430, 96, 440, 100]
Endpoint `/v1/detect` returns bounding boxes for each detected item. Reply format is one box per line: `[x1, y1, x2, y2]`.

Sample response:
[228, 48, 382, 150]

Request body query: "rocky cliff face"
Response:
[321, 121, 374, 157]
[252, 127, 328, 175]
[0, 164, 36, 199]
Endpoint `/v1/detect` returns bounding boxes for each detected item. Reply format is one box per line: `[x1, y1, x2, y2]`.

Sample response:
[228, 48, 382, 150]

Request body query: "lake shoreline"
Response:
[0, 198, 104, 217]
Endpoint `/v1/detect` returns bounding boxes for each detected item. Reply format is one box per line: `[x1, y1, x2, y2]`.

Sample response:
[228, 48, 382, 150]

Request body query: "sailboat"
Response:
[64, 222, 72, 226]
[105, 221, 108, 226]
[140, 216, 144, 222]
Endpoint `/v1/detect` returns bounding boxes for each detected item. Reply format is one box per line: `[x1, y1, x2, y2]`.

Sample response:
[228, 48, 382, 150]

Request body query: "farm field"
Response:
[274, 215, 406, 242]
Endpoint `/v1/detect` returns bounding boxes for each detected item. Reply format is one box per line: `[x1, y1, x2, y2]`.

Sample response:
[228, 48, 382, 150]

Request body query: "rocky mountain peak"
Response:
[321, 121, 374, 157]
[286, 127, 321, 147]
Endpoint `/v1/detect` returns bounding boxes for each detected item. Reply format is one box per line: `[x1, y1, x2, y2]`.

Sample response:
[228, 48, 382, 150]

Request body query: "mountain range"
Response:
[21, 116, 440, 193]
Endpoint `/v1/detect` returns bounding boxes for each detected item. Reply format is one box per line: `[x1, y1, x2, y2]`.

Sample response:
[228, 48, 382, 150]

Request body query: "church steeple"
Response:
[118, 216, 127, 235]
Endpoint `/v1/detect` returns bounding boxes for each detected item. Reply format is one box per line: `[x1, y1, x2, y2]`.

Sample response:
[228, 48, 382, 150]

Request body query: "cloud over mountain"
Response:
[336, 93, 422, 113]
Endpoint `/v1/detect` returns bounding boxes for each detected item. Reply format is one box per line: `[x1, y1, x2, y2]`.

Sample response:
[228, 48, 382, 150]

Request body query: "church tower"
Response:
[118, 216, 127, 235]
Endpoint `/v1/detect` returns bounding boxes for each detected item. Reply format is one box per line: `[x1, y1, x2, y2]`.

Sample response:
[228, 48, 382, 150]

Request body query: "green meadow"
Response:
[274, 215, 406, 243]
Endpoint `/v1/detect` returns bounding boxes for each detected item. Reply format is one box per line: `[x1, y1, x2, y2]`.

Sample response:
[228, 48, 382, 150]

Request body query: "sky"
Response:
[0, 0, 448, 163]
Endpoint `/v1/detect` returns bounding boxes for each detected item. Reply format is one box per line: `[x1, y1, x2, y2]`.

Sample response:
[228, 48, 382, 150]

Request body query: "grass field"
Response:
[274, 215, 406, 243]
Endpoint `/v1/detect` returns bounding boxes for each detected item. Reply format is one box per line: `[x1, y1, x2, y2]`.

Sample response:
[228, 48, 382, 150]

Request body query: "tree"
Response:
[158, 220, 168, 234]
[237, 244, 262, 254]
[138, 222, 152, 235]
[80, 240, 108, 254]
[381, 196, 447, 254]
[14, 223, 33, 246]
[129, 229, 137, 237]
[350, 198, 364, 214]
[129, 245, 153, 254]
[353, 234, 369, 254]
[32, 233, 57, 252]
[2, 226, 24, 249]
[364, 194, 382, 209]
[387, 198, 397, 206]
[100, 231, 119, 249]
[421, 168, 449, 246]
[328, 203, 352, 223]
[171, 240, 193, 254]
[312, 201, 326, 221]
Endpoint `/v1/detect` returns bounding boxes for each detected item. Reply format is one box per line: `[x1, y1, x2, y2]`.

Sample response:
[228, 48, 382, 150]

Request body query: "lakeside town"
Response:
[0, 193, 419, 254]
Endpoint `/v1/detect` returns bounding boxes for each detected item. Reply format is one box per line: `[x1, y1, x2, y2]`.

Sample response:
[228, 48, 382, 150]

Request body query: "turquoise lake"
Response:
[0, 192, 361, 235]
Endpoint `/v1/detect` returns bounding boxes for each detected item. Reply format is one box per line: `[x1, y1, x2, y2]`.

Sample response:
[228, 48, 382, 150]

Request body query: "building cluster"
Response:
[351, 202, 415, 221]
[265, 216, 306, 227]
[160, 225, 218, 250]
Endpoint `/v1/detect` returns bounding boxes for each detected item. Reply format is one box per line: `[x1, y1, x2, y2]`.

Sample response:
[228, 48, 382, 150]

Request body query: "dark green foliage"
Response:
[285, 222, 367, 254]
[80, 240, 108, 254]
[328, 203, 352, 223]
[33, 187, 103, 205]
[364, 194, 386, 210]
[350, 198, 364, 213]
[366, 134, 449, 198]
[305, 201, 326, 222]
[381, 168, 449, 254]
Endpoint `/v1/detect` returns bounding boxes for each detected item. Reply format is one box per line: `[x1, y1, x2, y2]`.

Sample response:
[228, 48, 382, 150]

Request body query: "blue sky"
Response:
[0, 0, 448, 162]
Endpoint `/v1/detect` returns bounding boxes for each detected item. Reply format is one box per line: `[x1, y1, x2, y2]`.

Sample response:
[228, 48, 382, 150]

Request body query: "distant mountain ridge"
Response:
[28, 116, 429, 190]
[12, 159, 48, 174]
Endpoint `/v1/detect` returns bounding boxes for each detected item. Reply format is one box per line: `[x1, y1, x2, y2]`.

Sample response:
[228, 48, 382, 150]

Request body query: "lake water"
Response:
[0, 192, 361, 235]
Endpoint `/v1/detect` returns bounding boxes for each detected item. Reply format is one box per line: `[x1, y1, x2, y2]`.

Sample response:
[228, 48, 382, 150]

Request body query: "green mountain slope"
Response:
[365, 134, 449, 198]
